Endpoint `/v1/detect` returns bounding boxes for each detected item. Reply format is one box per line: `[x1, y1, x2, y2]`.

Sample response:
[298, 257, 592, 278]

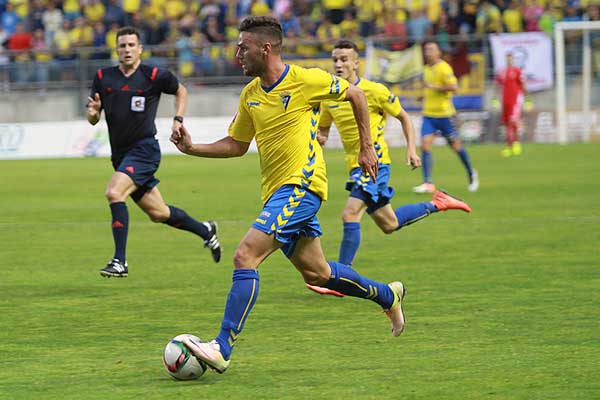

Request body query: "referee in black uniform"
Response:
[87, 26, 221, 278]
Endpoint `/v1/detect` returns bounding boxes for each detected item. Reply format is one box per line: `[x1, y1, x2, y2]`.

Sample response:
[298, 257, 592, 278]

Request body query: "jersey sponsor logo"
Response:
[247, 101, 260, 107]
[280, 91, 291, 111]
[131, 96, 145, 112]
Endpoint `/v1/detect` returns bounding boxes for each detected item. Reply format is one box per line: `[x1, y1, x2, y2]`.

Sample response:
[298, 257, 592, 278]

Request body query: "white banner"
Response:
[0, 117, 256, 160]
[489, 32, 553, 91]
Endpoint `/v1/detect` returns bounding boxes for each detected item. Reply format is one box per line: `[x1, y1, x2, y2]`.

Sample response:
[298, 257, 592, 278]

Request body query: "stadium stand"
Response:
[0, 1, 598, 86]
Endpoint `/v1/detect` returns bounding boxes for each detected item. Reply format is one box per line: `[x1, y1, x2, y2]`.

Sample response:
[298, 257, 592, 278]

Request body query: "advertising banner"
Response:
[489, 32, 554, 91]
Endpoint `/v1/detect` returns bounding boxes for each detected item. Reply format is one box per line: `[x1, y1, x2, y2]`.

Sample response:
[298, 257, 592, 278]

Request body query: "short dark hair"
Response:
[116, 26, 141, 43]
[334, 39, 359, 54]
[239, 16, 283, 50]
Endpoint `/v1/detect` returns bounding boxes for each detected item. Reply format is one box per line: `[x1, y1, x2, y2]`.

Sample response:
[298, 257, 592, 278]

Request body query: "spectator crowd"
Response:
[1, 0, 600, 83]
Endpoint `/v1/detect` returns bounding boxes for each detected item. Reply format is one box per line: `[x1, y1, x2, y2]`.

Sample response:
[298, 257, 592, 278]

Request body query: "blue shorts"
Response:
[346, 164, 395, 214]
[252, 184, 323, 258]
[421, 116, 458, 140]
[111, 138, 161, 202]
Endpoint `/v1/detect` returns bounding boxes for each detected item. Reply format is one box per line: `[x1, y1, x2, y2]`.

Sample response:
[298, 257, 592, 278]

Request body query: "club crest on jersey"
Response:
[280, 91, 291, 111]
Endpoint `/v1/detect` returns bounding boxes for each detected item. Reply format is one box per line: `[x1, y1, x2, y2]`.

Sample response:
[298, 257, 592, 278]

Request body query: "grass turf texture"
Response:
[0, 143, 598, 399]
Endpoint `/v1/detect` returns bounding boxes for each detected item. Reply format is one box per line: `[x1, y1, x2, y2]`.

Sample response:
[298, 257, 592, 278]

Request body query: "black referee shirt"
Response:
[90, 64, 179, 158]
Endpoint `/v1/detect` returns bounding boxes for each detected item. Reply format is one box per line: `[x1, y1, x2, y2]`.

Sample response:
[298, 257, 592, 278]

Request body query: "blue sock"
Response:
[110, 202, 128, 262]
[456, 147, 474, 179]
[338, 222, 360, 265]
[215, 269, 260, 360]
[164, 205, 210, 239]
[422, 150, 433, 183]
[324, 261, 395, 309]
[394, 202, 438, 230]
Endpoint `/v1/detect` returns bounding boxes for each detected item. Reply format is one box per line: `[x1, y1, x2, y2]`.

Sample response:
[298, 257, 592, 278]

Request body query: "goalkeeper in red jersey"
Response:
[495, 52, 529, 157]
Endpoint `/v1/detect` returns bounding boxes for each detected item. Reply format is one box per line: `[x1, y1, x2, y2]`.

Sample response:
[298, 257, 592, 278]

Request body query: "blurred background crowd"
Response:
[1, 0, 600, 84]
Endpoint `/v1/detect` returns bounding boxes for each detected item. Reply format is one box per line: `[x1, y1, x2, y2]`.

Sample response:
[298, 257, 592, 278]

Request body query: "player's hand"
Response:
[358, 146, 378, 182]
[422, 81, 434, 90]
[524, 96, 533, 111]
[171, 119, 182, 139]
[317, 134, 327, 146]
[170, 124, 193, 154]
[86, 93, 101, 117]
[407, 151, 421, 170]
[491, 96, 500, 110]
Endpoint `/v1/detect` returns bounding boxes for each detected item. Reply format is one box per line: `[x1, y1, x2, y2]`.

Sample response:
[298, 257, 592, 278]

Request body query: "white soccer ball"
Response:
[163, 334, 207, 380]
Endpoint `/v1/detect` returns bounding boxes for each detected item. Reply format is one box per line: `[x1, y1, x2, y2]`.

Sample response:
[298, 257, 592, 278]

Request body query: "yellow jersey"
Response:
[423, 60, 457, 118]
[320, 78, 402, 172]
[229, 64, 349, 203]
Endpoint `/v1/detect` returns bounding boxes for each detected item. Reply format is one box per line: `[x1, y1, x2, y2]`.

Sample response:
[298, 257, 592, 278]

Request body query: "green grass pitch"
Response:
[1, 143, 599, 399]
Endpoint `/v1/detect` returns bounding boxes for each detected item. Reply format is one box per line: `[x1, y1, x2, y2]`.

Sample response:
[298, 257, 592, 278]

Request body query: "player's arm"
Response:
[87, 72, 102, 125]
[424, 80, 458, 92]
[518, 71, 528, 96]
[345, 84, 378, 179]
[172, 83, 188, 136]
[170, 124, 250, 158]
[86, 93, 102, 125]
[318, 125, 331, 146]
[395, 108, 421, 169]
[318, 103, 333, 146]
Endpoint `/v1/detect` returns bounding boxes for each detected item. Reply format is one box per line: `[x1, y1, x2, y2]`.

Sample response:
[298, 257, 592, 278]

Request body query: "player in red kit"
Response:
[495, 52, 528, 157]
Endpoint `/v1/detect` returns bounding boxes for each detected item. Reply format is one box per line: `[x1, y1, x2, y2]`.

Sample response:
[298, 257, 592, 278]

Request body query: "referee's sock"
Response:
[164, 205, 210, 239]
[110, 201, 128, 262]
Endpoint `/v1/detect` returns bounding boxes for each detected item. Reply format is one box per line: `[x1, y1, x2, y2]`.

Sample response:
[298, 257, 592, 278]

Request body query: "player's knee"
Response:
[233, 246, 253, 268]
[105, 187, 123, 203]
[341, 207, 359, 223]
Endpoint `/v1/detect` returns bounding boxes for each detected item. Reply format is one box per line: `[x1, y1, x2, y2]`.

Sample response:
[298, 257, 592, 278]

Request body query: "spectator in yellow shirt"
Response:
[84, 0, 106, 24]
[250, 0, 271, 17]
[339, 10, 358, 36]
[354, 0, 381, 36]
[503, 0, 523, 32]
[476, 0, 502, 33]
[70, 16, 94, 48]
[62, 0, 82, 21]
[164, 0, 186, 19]
[322, 0, 352, 24]
[9, 0, 28, 20]
[122, 0, 142, 25]
[316, 18, 342, 53]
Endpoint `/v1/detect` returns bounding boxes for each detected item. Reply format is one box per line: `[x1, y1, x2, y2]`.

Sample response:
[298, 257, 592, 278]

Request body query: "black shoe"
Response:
[203, 221, 221, 263]
[100, 258, 128, 278]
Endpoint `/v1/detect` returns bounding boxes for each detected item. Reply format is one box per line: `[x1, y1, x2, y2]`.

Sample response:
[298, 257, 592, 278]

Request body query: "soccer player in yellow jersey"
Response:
[413, 41, 479, 194]
[309, 40, 471, 284]
[170, 16, 407, 374]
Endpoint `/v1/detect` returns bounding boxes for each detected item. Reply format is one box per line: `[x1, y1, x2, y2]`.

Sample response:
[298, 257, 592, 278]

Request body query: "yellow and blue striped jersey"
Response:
[320, 78, 403, 172]
[228, 64, 349, 203]
[423, 60, 457, 118]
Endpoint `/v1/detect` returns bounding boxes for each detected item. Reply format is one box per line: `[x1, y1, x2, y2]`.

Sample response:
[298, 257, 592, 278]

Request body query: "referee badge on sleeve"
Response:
[131, 96, 145, 112]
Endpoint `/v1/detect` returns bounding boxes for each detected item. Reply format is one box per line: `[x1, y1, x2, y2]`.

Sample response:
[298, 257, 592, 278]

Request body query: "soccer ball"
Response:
[163, 334, 207, 380]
